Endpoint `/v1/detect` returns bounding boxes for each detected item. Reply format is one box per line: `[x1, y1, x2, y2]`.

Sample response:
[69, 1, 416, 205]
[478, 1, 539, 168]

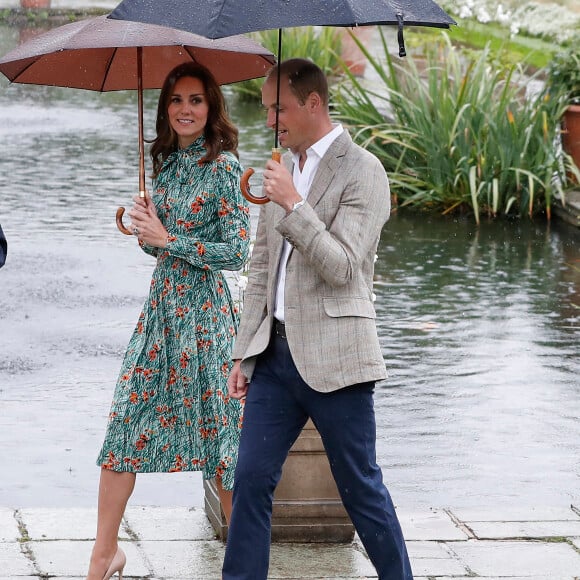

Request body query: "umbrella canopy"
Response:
[109, 0, 456, 40]
[0, 15, 276, 229]
[0, 15, 276, 89]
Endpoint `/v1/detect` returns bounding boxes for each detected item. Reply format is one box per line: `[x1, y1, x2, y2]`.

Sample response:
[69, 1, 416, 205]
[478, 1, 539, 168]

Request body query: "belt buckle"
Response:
[275, 320, 286, 339]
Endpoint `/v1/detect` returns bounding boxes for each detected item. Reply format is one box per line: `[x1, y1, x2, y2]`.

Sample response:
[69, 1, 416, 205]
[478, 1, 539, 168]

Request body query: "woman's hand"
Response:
[128, 194, 169, 248]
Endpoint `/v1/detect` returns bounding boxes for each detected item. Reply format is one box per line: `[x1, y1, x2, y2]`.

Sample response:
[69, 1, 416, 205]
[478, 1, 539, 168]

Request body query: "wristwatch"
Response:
[292, 199, 306, 212]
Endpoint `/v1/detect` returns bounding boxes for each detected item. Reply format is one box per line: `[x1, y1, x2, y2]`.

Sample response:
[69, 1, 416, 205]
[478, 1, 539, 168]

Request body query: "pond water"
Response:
[0, 22, 578, 512]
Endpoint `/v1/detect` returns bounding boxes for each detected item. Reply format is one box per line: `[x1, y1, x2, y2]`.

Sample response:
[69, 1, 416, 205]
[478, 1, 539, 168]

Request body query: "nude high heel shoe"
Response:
[102, 547, 126, 580]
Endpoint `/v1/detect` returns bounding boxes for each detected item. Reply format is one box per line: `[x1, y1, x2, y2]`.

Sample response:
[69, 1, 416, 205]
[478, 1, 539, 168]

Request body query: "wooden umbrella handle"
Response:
[241, 148, 281, 204]
[116, 206, 133, 235]
[116, 190, 146, 236]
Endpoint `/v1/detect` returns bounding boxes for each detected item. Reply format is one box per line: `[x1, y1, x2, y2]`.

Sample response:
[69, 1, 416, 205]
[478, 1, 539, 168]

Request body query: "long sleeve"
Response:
[153, 148, 250, 273]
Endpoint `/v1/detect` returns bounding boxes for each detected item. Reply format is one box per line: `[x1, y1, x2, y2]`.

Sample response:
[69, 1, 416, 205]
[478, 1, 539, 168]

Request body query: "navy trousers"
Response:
[222, 332, 413, 579]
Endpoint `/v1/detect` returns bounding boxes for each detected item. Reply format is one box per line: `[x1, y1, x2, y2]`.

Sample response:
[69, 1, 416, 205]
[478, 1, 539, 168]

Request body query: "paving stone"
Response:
[19, 507, 131, 541]
[0, 542, 36, 575]
[30, 539, 148, 577]
[399, 508, 468, 541]
[406, 540, 471, 577]
[451, 506, 580, 522]
[124, 505, 215, 541]
[467, 520, 580, 539]
[141, 539, 225, 578]
[450, 539, 580, 576]
[406, 540, 457, 559]
[0, 507, 19, 542]
[268, 543, 377, 578]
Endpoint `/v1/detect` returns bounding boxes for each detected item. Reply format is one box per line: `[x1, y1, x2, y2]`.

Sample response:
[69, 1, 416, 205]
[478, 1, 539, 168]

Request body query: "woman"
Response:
[87, 62, 250, 580]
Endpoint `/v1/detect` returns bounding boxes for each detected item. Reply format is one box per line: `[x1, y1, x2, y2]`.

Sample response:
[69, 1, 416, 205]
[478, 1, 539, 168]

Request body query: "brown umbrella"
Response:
[0, 15, 276, 233]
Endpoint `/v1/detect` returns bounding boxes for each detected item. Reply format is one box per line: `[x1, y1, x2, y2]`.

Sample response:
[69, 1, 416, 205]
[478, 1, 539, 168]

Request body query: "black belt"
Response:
[274, 319, 287, 339]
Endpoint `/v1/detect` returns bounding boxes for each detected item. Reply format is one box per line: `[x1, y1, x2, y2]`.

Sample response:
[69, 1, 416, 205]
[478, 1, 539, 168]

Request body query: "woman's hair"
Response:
[267, 58, 329, 107]
[150, 62, 239, 177]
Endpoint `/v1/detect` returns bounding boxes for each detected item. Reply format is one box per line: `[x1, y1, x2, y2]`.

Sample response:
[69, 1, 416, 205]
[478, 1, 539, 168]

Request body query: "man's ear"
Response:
[307, 91, 322, 112]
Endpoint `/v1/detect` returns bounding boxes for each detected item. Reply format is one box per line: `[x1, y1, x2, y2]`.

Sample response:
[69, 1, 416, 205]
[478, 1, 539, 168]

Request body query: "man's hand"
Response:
[262, 159, 302, 212]
[228, 360, 249, 399]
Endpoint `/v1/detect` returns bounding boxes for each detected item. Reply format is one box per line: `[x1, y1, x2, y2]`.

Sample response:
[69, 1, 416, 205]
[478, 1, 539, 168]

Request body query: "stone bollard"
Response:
[204, 419, 355, 542]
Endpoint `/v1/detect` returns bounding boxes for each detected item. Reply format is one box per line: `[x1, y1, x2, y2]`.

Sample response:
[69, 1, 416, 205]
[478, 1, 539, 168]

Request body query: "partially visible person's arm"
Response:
[227, 359, 249, 399]
[0, 224, 7, 268]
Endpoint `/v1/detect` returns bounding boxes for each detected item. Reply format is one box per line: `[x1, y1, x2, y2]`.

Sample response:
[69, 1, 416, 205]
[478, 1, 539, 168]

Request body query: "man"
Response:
[223, 59, 413, 580]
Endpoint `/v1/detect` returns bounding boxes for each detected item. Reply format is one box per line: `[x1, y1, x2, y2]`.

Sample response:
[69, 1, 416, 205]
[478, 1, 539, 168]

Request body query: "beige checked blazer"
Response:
[232, 131, 390, 393]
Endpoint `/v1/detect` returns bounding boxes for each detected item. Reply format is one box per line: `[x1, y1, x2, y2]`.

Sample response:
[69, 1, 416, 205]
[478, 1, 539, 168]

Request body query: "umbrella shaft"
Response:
[138, 46, 146, 195]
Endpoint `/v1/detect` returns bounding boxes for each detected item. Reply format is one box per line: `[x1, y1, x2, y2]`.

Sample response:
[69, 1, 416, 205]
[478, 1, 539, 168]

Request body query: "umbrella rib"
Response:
[6, 58, 39, 84]
[100, 47, 118, 92]
[183, 45, 199, 65]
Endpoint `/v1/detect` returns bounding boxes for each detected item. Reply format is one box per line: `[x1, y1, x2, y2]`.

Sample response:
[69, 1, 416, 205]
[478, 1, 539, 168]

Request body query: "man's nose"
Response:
[266, 109, 276, 128]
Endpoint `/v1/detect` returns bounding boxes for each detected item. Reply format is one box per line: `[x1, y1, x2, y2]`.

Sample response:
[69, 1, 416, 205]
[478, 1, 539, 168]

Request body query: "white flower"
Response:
[476, 7, 491, 23]
[371, 293, 377, 302]
[459, 6, 472, 19]
[374, 254, 378, 263]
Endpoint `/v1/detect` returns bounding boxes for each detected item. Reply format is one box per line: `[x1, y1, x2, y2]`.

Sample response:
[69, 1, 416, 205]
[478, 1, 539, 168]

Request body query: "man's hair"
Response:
[267, 58, 329, 107]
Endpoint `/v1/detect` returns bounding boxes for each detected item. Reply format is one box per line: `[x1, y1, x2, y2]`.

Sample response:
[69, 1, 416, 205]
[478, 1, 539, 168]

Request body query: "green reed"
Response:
[333, 30, 578, 223]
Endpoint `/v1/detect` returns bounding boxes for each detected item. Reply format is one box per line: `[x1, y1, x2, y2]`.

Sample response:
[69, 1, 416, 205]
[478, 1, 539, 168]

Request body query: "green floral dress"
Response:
[96, 137, 250, 490]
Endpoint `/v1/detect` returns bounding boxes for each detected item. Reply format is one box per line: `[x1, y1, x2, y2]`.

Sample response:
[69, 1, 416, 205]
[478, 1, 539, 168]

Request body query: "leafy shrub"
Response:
[333, 31, 578, 223]
[546, 47, 580, 105]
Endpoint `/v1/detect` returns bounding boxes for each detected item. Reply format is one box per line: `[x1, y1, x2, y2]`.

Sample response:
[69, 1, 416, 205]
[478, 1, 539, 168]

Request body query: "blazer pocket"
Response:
[323, 297, 376, 319]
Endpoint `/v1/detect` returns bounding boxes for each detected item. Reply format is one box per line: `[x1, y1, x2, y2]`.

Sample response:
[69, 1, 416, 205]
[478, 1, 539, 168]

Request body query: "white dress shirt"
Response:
[273, 123, 344, 322]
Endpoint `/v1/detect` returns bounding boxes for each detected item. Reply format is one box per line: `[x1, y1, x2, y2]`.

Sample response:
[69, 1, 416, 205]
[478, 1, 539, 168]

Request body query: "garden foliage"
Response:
[334, 32, 579, 223]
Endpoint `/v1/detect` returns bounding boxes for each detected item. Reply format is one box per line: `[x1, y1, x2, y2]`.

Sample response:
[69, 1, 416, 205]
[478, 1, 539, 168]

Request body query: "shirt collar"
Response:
[292, 123, 344, 166]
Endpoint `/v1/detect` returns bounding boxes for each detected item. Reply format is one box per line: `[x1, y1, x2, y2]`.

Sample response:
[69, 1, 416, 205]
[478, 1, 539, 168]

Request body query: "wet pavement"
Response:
[1, 504, 580, 578]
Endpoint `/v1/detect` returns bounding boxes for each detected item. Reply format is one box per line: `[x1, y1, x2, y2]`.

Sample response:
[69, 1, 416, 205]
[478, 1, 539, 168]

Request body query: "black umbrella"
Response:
[109, 0, 455, 42]
[110, 0, 456, 202]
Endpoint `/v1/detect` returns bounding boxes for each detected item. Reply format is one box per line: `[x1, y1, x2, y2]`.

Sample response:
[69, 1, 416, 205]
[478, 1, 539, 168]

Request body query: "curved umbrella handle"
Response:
[116, 206, 133, 235]
[241, 148, 281, 204]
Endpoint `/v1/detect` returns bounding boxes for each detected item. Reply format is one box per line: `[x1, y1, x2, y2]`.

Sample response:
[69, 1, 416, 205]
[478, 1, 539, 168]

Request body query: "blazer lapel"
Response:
[306, 131, 351, 209]
[279, 130, 352, 210]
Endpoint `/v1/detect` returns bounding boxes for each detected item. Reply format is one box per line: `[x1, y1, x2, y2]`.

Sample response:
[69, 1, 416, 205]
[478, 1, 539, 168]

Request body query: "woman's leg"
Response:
[215, 477, 233, 524]
[86, 469, 136, 580]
